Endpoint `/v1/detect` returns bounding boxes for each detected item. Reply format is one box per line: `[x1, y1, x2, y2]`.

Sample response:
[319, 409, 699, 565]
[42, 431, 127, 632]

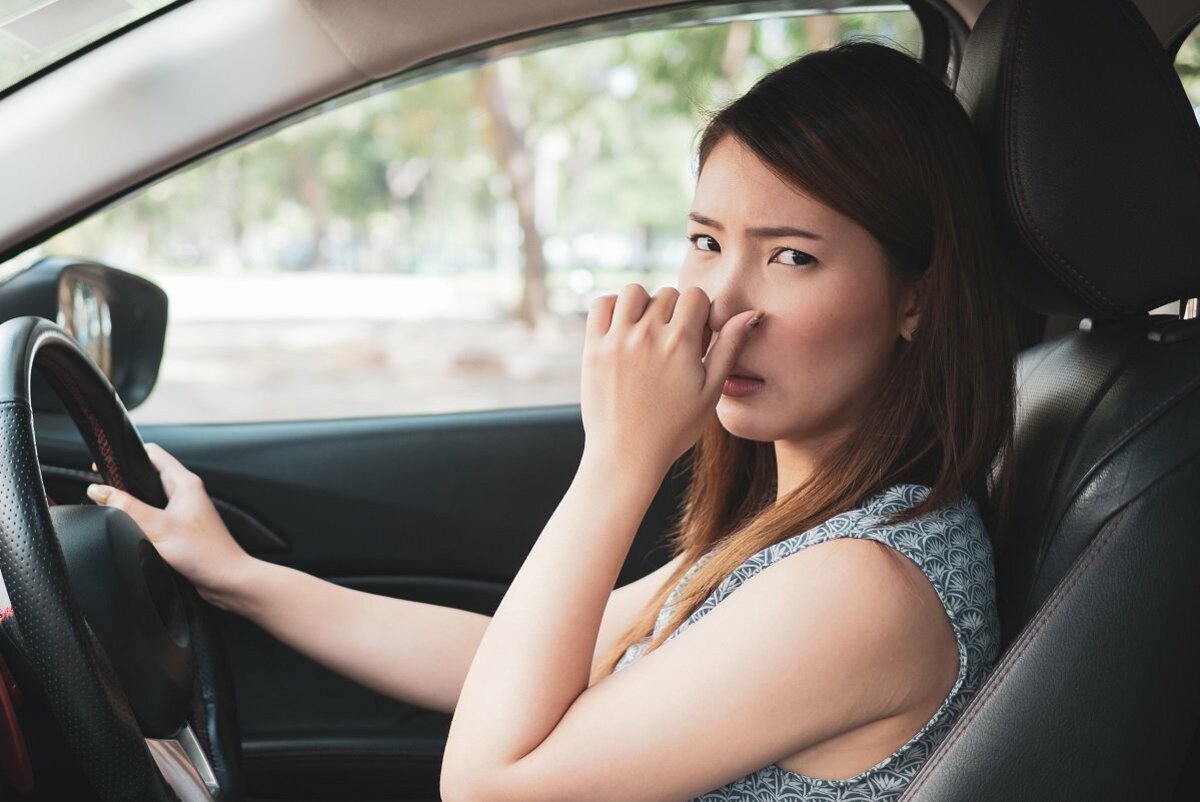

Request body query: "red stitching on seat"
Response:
[901, 503, 1131, 798]
[0, 608, 12, 624]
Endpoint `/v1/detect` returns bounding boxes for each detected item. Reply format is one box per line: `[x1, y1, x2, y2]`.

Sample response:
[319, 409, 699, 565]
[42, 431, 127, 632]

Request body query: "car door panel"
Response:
[33, 405, 687, 800]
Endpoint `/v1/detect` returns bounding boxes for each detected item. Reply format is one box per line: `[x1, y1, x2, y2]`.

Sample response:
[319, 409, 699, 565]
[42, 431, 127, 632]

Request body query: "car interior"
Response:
[0, 0, 1199, 800]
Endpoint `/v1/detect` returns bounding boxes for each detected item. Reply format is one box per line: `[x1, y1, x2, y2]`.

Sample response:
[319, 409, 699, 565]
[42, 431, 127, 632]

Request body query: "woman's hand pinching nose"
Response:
[580, 283, 765, 474]
[699, 308, 765, 396]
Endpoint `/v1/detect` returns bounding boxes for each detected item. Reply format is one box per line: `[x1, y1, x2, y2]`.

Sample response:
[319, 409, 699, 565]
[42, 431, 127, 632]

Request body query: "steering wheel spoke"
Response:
[148, 723, 220, 801]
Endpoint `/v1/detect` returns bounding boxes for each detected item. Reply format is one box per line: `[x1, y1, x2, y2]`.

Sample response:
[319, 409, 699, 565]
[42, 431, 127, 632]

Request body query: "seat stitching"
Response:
[1005, 1, 1120, 314]
[901, 502, 1131, 797]
[1057, 369, 1200, 527]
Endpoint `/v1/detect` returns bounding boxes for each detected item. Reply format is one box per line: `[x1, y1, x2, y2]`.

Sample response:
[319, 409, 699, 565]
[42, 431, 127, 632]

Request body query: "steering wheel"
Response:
[0, 316, 243, 801]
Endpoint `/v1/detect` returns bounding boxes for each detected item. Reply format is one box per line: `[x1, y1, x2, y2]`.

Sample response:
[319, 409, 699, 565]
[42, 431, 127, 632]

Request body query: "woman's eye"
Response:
[772, 248, 816, 267]
[689, 234, 720, 253]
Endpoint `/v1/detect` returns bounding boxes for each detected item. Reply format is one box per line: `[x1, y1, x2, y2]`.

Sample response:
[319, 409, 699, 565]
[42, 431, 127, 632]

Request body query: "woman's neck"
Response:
[772, 428, 852, 502]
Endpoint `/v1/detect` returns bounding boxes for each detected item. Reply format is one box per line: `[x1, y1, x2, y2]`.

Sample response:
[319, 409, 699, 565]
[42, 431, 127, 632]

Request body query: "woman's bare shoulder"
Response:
[765, 536, 960, 713]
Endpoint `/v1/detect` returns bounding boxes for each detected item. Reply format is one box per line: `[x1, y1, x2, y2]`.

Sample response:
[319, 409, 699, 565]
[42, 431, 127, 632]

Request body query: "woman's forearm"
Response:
[441, 449, 664, 796]
[215, 557, 490, 714]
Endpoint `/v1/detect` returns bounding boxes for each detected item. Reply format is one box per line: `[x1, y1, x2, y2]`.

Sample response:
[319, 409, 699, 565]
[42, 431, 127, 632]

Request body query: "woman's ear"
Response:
[898, 272, 929, 342]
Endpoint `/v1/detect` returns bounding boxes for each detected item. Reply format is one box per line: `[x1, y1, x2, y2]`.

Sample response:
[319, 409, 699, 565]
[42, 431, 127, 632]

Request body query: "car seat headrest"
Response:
[956, 0, 1200, 318]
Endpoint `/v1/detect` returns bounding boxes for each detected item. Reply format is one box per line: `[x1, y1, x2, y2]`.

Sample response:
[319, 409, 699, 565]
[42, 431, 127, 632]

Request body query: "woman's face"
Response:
[677, 135, 919, 452]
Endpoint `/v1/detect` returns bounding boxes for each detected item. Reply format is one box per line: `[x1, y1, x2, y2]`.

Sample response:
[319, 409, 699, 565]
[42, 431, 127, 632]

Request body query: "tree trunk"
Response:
[806, 15, 839, 52]
[210, 156, 244, 275]
[291, 143, 330, 271]
[479, 59, 549, 328]
[722, 21, 753, 87]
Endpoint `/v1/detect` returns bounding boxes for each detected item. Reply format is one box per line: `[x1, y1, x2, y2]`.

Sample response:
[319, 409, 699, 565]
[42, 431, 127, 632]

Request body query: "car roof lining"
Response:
[0, 0, 1197, 262]
[299, 0, 1200, 70]
[298, 0, 680, 81]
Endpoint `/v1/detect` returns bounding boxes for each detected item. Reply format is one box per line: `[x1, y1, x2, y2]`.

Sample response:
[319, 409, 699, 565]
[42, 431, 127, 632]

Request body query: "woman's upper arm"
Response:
[470, 536, 952, 802]
[591, 553, 685, 677]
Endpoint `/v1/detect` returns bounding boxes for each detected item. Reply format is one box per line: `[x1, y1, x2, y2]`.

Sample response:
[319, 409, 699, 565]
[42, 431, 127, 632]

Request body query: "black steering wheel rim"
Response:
[0, 315, 243, 801]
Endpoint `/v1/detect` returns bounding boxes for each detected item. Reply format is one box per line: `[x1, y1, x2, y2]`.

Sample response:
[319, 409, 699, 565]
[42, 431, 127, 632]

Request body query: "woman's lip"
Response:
[723, 375, 765, 398]
[729, 365, 763, 380]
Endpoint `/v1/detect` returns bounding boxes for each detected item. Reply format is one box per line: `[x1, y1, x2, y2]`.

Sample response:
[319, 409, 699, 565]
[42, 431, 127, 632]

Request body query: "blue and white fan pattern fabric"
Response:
[613, 483, 1000, 801]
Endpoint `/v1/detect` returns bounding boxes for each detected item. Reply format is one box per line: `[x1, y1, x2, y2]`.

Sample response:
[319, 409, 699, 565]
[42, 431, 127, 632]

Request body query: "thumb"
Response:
[702, 310, 764, 397]
[86, 483, 161, 528]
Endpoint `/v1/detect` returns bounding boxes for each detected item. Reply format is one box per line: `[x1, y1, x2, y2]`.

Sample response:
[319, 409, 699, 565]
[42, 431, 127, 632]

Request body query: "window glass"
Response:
[1176, 23, 1200, 118]
[40, 8, 921, 423]
[0, 0, 175, 93]
[1146, 27, 1199, 318]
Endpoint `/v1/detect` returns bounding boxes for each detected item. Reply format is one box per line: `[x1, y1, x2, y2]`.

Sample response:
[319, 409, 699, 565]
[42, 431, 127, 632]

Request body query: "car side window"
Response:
[40, 9, 921, 424]
[1175, 22, 1200, 116]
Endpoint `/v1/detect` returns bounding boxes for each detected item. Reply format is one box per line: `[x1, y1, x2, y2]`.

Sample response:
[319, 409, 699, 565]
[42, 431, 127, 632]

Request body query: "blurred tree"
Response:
[42, 11, 922, 316]
[480, 59, 547, 327]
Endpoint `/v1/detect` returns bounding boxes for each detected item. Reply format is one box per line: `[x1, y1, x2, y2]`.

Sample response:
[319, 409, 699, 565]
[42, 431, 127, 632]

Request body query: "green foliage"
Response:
[45, 11, 923, 285]
[1175, 25, 1200, 108]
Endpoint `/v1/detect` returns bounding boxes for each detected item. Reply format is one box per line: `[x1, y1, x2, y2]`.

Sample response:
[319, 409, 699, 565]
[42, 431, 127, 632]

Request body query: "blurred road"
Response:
[131, 273, 588, 424]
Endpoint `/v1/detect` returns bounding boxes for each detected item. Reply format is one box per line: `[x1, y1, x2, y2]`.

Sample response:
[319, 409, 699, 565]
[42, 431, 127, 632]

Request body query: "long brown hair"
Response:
[591, 41, 1018, 683]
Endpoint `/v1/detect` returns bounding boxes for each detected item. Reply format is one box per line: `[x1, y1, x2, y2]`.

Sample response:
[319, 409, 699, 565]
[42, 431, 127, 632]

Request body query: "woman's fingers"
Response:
[701, 309, 765, 397]
[589, 284, 696, 337]
[674, 286, 713, 355]
[144, 442, 195, 498]
[92, 444, 190, 500]
[86, 483, 162, 533]
[144, 442, 181, 470]
[592, 284, 681, 335]
[644, 286, 680, 324]
[586, 293, 618, 341]
[610, 283, 651, 328]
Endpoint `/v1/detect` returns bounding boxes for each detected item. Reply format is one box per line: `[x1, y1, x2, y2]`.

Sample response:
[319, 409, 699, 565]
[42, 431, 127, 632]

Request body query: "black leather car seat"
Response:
[899, 0, 1200, 800]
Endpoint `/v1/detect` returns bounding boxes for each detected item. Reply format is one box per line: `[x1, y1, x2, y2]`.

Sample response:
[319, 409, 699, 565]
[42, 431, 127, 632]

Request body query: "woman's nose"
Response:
[697, 264, 756, 333]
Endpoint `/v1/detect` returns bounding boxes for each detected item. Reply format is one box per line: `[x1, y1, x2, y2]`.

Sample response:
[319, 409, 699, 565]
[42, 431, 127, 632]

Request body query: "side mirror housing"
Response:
[0, 256, 167, 411]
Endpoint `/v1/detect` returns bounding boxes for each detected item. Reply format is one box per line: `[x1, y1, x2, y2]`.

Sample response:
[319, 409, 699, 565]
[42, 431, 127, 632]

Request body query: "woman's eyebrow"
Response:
[747, 225, 823, 241]
[688, 212, 725, 229]
[688, 212, 822, 241]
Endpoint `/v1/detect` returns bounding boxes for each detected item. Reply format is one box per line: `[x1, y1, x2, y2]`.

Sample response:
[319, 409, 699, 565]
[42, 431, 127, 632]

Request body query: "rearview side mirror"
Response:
[0, 256, 168, 411]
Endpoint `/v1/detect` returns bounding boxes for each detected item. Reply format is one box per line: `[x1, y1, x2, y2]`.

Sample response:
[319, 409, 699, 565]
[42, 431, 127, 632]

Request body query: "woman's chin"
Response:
[715, 403, 779, 443]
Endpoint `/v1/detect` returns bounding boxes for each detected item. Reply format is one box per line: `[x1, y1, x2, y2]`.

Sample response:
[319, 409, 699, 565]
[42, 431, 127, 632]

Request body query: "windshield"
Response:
[0, 0, 176, 93]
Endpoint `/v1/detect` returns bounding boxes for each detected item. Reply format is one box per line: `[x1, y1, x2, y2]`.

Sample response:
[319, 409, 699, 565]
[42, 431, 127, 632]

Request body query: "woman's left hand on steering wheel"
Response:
[86, 443, 255, 611]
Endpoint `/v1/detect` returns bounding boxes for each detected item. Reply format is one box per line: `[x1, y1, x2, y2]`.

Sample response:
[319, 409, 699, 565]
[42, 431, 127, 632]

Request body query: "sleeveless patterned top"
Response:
[613, 483, 1000, 801]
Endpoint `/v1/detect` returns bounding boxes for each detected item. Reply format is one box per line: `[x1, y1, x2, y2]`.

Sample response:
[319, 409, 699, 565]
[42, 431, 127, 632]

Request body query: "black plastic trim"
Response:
[909, 0, 968, 85]
[1167, 13, 1200, 60]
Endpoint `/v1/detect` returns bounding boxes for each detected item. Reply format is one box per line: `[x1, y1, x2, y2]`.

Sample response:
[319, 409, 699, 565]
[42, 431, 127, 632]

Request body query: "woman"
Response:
[88, 40, 1016, 801]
